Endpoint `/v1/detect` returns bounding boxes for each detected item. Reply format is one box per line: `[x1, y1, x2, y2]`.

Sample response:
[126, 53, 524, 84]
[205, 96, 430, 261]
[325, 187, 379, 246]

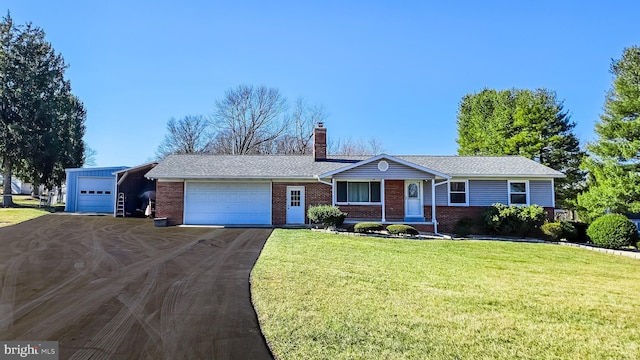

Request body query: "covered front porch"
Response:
[317, 154, 452, 234]
[332, 178, 448, 234]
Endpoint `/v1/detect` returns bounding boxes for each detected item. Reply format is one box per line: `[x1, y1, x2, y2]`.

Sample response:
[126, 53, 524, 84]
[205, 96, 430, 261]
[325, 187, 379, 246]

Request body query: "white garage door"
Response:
[77, 177, 115, 212]
[184, 182, 272, 225]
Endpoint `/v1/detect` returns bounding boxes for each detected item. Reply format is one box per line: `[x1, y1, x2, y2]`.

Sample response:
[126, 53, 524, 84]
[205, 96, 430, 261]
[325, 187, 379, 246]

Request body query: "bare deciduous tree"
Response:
[272, 98, 327, 154]
[154, 84, 388, 159]
[329, 137, 386, 156]
[367, 137, 385, 155]
[156, 115, 210, 159]
[210, 85, 288, 154]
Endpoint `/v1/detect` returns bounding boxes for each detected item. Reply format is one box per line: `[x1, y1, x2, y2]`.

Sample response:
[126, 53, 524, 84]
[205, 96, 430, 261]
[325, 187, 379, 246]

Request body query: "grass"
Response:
[251, 230, 640, 359]
[0, 195, 54, 227]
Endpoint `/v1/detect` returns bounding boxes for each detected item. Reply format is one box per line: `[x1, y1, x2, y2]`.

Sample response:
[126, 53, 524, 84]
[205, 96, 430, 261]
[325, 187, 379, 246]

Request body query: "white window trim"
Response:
[447, 179, 469, 206]
[508, 180, 530, 205]
[334, 179, 382, 205]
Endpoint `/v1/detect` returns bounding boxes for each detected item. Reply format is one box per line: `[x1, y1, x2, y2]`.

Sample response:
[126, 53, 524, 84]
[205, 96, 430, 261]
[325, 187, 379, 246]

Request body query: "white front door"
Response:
[405, 180, 423, 218]
[286, 186, 305, 224]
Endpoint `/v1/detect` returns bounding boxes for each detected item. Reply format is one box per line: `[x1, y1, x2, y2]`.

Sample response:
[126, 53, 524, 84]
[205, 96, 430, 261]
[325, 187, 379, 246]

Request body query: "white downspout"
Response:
[315, 175, 333, 187]
[315, 176, 334, 207]
[431, 179, 436, 233]
[381, 179, 386, 222]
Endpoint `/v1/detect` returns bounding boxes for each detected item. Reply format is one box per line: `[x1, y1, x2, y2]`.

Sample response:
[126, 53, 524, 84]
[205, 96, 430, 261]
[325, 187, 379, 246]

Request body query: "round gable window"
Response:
[378, 160, 389, 172]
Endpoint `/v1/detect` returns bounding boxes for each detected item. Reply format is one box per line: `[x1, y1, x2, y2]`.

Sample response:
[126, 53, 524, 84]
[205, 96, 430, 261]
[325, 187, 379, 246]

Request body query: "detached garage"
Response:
[65, 167, 127, 213]
[183, 182, 271, 225]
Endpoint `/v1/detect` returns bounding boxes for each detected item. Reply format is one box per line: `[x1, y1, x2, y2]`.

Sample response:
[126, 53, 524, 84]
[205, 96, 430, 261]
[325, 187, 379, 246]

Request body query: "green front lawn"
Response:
[0, 195, 53, 227]
[251, 230, 640, 359]
[0, 208, 49, 227]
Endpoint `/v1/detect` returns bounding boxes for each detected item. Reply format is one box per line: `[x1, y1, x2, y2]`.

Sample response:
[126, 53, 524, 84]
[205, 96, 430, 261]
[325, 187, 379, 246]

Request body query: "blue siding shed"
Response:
[65, 167, 128, 213]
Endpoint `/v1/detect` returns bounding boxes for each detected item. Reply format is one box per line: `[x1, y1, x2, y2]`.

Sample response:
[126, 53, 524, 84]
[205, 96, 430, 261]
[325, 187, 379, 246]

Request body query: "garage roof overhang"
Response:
[66, 166, 128, 173]
[116, 162, 159, 185]
[113, 161, 158, 175]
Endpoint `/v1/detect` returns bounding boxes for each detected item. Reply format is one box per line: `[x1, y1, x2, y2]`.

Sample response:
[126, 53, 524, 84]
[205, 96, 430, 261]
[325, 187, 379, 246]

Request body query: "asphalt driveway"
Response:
[0, 215, 274, 359]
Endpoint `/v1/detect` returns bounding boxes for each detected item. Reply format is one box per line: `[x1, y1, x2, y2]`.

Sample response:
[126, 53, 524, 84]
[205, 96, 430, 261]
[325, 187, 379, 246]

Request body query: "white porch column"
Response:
[381, 179, 386, 222]
[331, 178, 336, 206]
[431, 179, 437, 233]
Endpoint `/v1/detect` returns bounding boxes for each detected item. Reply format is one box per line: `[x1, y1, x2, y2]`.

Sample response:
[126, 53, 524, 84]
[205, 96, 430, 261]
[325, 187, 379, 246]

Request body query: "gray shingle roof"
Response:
[145, 154, 564, 179]
[145, 155, 358, 179]
[394, 156, 565, 177]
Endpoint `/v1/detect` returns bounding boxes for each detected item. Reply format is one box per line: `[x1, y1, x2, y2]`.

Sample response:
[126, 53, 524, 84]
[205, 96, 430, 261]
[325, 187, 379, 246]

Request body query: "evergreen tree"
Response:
[457, 88, 585, 208]
[457, 89, 514, 156]
[577, 46, 640, 221]
[0, 14, 85, 202]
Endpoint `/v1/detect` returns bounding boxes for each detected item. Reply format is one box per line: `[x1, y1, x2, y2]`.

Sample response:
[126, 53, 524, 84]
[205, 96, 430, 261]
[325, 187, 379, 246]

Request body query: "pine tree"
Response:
[0, 14, 85, 203]
[577, 46, 640, 221]
[456, 88, 585, 208]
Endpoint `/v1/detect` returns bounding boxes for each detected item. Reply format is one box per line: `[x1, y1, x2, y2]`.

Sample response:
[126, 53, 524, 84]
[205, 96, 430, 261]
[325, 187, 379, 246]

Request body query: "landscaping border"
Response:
[310, 228, 640, 260]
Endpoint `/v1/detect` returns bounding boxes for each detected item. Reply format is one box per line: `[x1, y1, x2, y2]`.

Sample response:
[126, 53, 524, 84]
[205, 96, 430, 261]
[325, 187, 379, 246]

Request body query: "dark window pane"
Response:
[450, 182, 465, 192]
[370, 182, 381, 202]
[511, 194, 527, 204]
[450, 193, 466, 204]
[291, 190, 301, 206]
[408, 183, 419, 198]
[348, 182, 370, 202]
[510, 182, 526, 193]
[337, 182, 347, 202]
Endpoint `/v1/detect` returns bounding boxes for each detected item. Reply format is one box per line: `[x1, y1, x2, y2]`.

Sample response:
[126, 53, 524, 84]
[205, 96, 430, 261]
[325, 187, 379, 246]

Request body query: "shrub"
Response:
[386, 224, 419, 236]
[559, 221, 578, 241]
[566, 221, 589, 243]
[541, 222, 563, 240]
[354, 222, 384, 233]
[587, 214, 638, 249]
[541, 221, 578, 241]
[482, 204, 547, 236]
[453, 216, 478, 237]
[307, 205, 346, 229]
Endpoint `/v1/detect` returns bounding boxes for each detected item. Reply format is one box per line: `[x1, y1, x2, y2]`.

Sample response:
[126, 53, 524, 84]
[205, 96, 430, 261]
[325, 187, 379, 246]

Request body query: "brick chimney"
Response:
[313, 122, 327, 161]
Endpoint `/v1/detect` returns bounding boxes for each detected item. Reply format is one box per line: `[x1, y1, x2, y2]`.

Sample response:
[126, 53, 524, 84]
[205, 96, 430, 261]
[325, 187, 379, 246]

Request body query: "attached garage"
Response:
[65, 167, 127, 213]
[184, 182, 271, 225]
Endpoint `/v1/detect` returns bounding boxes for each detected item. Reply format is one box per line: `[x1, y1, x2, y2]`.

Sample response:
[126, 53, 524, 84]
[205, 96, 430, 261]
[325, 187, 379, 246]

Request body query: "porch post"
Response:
[381, 179, 386, 222]
[331, 178, 336, 206]
[431, 179, 437, 233]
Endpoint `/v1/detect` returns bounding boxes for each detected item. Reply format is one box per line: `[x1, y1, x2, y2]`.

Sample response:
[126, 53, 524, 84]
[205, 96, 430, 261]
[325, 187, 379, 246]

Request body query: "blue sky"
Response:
[5, 1, 639, 167]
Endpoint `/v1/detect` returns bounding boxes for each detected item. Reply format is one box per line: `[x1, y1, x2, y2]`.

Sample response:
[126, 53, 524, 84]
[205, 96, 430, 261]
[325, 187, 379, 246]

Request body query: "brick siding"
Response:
[424, 206, 432, 220]
[338, 205, 382, 220]
[155, 177, 554, 233]
[434, 206, 483, 233]
[156, 181, 184, 226]
[384, 180, 404, 221]
[434, 206, 554, 233]
[272, 182, 332, 225]
[410, 224, 435, 233]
